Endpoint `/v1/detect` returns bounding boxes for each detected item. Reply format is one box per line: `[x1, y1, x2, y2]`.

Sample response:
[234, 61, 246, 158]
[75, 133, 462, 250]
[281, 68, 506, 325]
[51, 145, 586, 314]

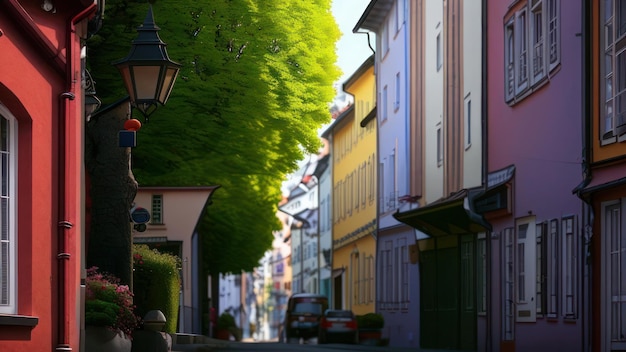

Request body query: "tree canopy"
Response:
[88, 0, 341, 275]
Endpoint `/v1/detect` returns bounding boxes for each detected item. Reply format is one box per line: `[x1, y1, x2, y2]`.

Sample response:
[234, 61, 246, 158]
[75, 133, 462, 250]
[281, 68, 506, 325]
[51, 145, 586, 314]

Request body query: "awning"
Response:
[332, 268, 345, 278]
[573, 162, 626, 196]
[393, 188, 491, 237]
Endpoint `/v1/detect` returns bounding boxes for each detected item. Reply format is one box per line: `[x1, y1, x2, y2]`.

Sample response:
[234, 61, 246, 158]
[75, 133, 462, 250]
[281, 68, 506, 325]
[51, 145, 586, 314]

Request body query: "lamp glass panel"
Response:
[132, 66, 161, 100]
[158, 67, 179, 104]
[118, 66, 135, 100]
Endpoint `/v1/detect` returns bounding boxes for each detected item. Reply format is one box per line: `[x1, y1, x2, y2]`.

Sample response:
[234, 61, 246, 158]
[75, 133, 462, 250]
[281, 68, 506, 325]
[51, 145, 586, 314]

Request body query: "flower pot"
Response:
[85, 325, 132, 352]
[358, 328, 382, 345]
[215, 328, 231, 340]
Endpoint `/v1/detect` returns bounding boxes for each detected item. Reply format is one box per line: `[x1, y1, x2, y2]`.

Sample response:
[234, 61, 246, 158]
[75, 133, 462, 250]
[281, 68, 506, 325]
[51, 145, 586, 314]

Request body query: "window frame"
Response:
[601, 0, 626, 143]
[436, 31, 443, 72]
[515, 8, 530, 95]
[394, 72, 401, 112]
[515, 216, 537, 322]
[151, 194, 163, 225]
[561, 215, 577, 319]
[477, 233, 487, 315]
[0, 104, 17, 315]
[504, 0, 560, 105]
[530, 0, 546, 85]
[436, 122, 443, 166]
[601, 199, 626, 350]
[464, 94, 472, 149]
[547, 218, 559, 318]
[382, 85, 388, 122]
[502, 227, 515, 340]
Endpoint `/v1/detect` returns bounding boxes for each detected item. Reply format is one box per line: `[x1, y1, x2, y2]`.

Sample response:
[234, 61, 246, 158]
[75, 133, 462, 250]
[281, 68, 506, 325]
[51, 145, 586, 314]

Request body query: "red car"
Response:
[318, 309, 358, 344]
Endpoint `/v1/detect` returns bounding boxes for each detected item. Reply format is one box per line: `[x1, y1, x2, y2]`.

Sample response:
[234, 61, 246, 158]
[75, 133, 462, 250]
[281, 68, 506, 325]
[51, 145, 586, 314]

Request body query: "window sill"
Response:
[0, 314, 39, 327]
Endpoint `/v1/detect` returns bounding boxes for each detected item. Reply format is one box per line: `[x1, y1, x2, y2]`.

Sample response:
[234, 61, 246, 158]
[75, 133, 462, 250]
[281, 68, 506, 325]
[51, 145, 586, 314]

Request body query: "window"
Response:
[382, 85, 388, 121]
[530, 0, 546, 85]
[436, 122, 443, 166]
[536, 221, 547, 316]
[378, 240, 393, 310]
[0, 105, 17, 314]
[502, 227, 515, 340]
[477, 234, 487, 315]
[394, 72, 401, 111]
[436, 31, 443, 71]
[367, 255, 375, 303]
[547, 219, 559, 318]
[515, 217, 536, 322]
[368, 154, 376, 204]
[381, 19, 389, 57]
[504, 0, 560, 104]
[387, 150, 396, 211]
[562, 216, 577, 318]
[547, 0, 560, 70]
[602, 200, 626, 349]
[602, 0, 626, 142]
[398, 237, 409, 307]
[395, 0, 401, 33]
[505, 18, 516, 102]
[151, 194, 163, 224]
[464, 95, 472, 148]
[516, 9, 529, 94]
[379, 161, 385, 212]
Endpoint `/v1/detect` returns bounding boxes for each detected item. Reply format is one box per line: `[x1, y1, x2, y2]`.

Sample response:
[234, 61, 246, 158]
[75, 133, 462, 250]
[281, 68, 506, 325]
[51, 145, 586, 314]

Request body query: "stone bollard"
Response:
[131, 310, 171, 352]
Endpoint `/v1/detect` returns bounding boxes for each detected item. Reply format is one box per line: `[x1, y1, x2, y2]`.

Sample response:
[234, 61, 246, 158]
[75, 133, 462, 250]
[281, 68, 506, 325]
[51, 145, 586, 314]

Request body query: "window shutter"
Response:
[516, 217, 536, 322]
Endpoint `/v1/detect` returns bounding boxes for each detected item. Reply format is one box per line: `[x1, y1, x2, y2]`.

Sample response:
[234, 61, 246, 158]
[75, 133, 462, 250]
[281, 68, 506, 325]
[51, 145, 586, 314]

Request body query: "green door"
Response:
[419, 235, 476, 350]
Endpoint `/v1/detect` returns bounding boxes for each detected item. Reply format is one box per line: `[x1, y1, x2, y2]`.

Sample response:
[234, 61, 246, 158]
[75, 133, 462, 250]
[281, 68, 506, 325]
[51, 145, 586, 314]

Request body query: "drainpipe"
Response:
[575, 1, 592, 351]
[57, 3, 97, 352]
[480, 0, 491, 350]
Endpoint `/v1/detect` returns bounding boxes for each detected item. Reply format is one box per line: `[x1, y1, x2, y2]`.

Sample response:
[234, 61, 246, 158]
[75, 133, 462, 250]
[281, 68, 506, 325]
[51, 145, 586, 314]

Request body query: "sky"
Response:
[331, 0, 374, 91]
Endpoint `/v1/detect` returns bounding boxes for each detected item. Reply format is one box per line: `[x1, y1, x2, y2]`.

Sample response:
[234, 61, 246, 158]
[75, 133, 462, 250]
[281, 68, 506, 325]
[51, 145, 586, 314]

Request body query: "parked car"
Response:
[281, 293, 328, 343]
[318, 309, 358, 344]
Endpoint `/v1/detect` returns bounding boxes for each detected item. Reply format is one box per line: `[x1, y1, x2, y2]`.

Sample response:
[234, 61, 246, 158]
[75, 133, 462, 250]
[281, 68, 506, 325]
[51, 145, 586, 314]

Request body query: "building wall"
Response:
[0, 1, 92, 350]
[462, 1, 483, 189]
[486, 0, 583, 351]
[318, 154, 332, 299]
[133, 186, 217, 333]
[587, 1, 626, 350]
[330, 55, 378, 316]
[423, 0, 445, 203]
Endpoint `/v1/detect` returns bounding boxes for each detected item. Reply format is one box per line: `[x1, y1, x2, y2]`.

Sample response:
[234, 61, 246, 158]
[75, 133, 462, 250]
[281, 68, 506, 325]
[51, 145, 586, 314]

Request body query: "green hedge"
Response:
[133, 244, 181, 333]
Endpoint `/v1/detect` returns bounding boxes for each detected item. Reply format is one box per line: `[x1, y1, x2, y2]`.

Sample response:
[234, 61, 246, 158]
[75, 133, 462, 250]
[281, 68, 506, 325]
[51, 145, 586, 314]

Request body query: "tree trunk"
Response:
[85, 100, 136, 287]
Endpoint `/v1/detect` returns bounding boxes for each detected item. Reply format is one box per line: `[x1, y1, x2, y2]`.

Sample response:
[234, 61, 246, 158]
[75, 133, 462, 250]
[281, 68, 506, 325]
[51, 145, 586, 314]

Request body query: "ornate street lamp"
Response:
[112, 5, 181, 120]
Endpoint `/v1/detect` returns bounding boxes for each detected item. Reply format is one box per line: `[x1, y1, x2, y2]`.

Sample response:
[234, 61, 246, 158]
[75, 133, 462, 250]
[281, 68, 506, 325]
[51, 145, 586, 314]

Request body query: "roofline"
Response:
[343, 55, 375, 93]
[353, 0, 393, 33]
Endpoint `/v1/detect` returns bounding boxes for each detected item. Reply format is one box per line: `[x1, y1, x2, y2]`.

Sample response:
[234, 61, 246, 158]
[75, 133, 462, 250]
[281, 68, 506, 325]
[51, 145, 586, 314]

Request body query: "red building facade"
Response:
[0, 1, 97, 350]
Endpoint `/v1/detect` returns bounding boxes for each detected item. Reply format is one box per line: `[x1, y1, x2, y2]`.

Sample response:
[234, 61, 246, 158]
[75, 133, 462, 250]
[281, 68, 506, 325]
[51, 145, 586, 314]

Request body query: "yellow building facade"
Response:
[327, 56, 377, 316]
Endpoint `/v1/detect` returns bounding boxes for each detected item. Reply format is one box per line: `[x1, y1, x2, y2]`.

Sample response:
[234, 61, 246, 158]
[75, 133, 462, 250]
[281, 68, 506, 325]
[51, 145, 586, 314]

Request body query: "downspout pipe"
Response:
[481, 0, 491, 350]
[57, 3, 97, 351]
[573, 1, 592, 351]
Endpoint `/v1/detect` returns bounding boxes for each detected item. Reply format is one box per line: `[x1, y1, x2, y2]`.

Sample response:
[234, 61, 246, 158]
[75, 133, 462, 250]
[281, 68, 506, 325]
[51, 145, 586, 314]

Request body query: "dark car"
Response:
[318, 309, 358, 344]
[281, 293, 329, 343]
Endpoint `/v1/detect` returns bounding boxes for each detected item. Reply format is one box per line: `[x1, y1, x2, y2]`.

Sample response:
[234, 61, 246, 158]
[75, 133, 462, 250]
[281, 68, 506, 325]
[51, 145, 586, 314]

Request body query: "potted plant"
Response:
[356, 313, 384, 345]
[215, 312, 237, 340]
[84, 267, 140, 352]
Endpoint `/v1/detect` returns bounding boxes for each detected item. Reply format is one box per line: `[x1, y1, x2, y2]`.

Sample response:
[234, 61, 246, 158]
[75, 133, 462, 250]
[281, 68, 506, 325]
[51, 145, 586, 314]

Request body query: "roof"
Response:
[353, 0, 394, 33]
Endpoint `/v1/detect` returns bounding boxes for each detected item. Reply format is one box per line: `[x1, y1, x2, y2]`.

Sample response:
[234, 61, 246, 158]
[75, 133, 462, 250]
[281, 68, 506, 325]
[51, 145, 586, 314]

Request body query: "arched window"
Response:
[0, 103, 17, 314]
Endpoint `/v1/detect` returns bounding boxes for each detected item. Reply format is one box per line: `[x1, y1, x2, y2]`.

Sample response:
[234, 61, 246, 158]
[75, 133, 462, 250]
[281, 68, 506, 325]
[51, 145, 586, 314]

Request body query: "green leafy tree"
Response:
[87, 0, 340, 280]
